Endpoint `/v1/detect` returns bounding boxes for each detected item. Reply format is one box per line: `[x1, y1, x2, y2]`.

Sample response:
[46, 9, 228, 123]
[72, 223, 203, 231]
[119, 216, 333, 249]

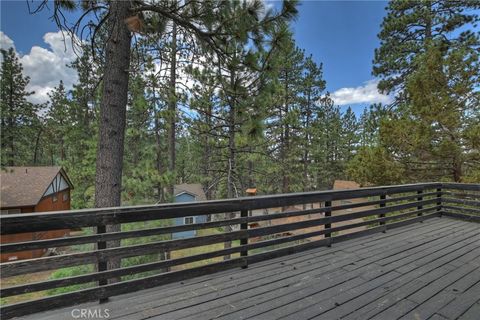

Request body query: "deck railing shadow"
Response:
[0, 182, 478, 319]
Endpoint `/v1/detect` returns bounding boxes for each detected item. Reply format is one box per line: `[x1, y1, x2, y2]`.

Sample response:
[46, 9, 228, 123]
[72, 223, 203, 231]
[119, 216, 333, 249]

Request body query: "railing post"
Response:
[437, 187, 442, 216]
[97, 224, 108, 304]
[417, 189, 424, 221]
[380, 194, 386, 232]
[325, 200, 332, 247]
[240, 209, 248, 268]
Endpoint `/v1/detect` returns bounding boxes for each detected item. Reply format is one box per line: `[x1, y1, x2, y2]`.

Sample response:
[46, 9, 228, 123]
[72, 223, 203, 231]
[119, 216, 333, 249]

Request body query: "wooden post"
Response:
[437, 187, 442, 216]
[417, 189, 423, 220]
[325, 200, 332, 246]
[240, 209, 248, 268]
[380, 194, 386, 232]
[97, 224, 108, 303]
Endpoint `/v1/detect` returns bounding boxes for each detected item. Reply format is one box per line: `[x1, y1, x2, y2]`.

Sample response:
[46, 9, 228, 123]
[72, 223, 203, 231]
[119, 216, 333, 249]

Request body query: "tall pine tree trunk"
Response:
[224, 68, 237, 260]
[167, 23, 177, 198]
[94, 0, 132, 283]
[203, 104, 212, 200]
[282, 70, 290, 195]
[152, 88, 165, 203]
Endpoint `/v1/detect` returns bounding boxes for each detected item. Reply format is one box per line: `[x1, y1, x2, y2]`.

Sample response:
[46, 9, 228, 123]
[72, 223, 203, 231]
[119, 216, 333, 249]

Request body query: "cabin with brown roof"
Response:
[0, 166, 74, 262]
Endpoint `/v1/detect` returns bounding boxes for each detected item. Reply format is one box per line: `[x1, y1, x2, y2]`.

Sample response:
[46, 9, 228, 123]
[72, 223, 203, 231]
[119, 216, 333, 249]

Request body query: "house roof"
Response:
[0, 166, 73, 208]
[333, 180, 361, 190]
[174, 183, 207, 201]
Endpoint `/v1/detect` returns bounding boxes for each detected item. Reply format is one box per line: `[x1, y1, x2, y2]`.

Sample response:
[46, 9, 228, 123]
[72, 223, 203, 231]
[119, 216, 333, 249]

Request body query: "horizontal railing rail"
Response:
[0, 182, 478, 319]
[440, 183, 480, 222]
[0, 183, 443, 234]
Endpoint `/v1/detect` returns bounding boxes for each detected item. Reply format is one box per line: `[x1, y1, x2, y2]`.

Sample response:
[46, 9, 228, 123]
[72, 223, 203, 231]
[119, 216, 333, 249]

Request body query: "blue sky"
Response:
[0, 0, 391, 112]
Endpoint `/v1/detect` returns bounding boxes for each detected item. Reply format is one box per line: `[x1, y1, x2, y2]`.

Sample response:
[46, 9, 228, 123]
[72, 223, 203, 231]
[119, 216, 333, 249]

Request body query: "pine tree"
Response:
[299, 55, 326, 192]
[373, 0, 479, 101]
[358, 0, 480, 184]
[358, 104, 387, 147]
[185, 65, 220, 199]
[0, 48, 38, 166]
[346, 146, 404, 186]
[267, 34, 305, 193]
[313, 102, 343, 188]
[340, 107, 358, 166]
[45, 81, 71, 162]
[64, 47, 101, 209]
[380, 41, 480, 182]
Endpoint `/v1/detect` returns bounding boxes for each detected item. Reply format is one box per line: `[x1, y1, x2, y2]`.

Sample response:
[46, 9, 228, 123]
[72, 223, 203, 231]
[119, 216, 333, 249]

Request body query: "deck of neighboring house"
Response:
[0, 182, 478, 320]
[19, 217, 480, 320]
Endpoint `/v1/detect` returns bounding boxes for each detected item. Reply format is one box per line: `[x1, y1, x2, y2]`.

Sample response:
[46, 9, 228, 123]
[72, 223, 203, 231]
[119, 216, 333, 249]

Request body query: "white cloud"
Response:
[331, 79, 392, 106]
[0, 31, 15, 51]
[3, 31, 80, 104]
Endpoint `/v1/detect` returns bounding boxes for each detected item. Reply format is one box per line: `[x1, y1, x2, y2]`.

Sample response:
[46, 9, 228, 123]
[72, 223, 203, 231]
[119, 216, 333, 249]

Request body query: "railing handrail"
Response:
[0, 182, 444, 234]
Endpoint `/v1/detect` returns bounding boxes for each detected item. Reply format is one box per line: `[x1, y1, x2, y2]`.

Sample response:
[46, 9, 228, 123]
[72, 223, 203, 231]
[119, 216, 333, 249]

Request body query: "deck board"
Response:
[17, 217, 480, 320]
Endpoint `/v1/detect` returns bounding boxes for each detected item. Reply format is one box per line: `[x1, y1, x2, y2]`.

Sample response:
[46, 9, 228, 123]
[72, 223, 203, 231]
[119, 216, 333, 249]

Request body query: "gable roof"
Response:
[0, 166, 73, 208]
[174, 183, 207, 201]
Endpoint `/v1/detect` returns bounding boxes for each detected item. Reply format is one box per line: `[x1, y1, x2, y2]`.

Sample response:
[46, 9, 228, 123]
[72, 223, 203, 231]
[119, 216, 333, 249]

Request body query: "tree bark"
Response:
[202, 103, 212, 200]
[152, 88, 165, 203]
[224, 67, 237, 260]
[282, 70, 290, 194]
[302, 92, 311, 209]
[94, 0, 132, 284]
[167, 23, 178, 198]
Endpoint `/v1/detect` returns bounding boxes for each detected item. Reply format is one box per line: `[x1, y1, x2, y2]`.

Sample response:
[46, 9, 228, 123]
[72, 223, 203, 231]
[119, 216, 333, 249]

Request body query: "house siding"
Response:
[172, 193, 207, 239]
[0, 190, 71, 262]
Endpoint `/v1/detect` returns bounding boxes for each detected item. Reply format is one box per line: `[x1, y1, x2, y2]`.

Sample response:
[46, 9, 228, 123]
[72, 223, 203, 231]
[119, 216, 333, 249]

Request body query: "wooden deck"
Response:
[20, 217, 480, 320]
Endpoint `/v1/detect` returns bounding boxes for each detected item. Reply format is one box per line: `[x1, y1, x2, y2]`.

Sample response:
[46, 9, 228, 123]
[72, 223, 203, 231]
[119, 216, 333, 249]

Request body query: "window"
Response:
[53, 194, 58, 202]
[184, 217, 194, 225]
[63, 192, 69, 202]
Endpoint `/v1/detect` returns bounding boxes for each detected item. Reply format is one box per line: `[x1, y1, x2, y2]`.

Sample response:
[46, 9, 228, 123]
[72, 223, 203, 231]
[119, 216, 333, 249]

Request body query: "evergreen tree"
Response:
[299, 55, 326, 192]
[353, 0, 480, 185]
[340, 107, 358, 166]
[45, 81, 70, 162]
[373, 0, 479, 101]
[0, 48, 38, 166]
[312, 102, 343, 188]
[267, 34, 305, 193]
[380, 41, 480, 182]
[347, 146, 404, 186]
[64, 47, 101, 209]
[358, 104, 388, 147]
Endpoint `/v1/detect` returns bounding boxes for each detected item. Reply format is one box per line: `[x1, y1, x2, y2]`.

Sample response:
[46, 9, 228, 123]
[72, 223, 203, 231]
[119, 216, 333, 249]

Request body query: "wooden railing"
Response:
[0, 182, 478, 318]
[441, 183, 480, 221]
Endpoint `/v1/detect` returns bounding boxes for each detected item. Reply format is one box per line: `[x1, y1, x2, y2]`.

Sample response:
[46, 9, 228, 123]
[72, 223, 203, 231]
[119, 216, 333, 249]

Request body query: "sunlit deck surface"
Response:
[22, 217, 480, 320]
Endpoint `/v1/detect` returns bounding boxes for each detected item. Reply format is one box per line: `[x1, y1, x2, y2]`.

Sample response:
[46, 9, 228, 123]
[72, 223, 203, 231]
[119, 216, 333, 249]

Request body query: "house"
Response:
[331, 180, 371, 235]
[172, 184, 207, 239]
[0, 166, 74, 262]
